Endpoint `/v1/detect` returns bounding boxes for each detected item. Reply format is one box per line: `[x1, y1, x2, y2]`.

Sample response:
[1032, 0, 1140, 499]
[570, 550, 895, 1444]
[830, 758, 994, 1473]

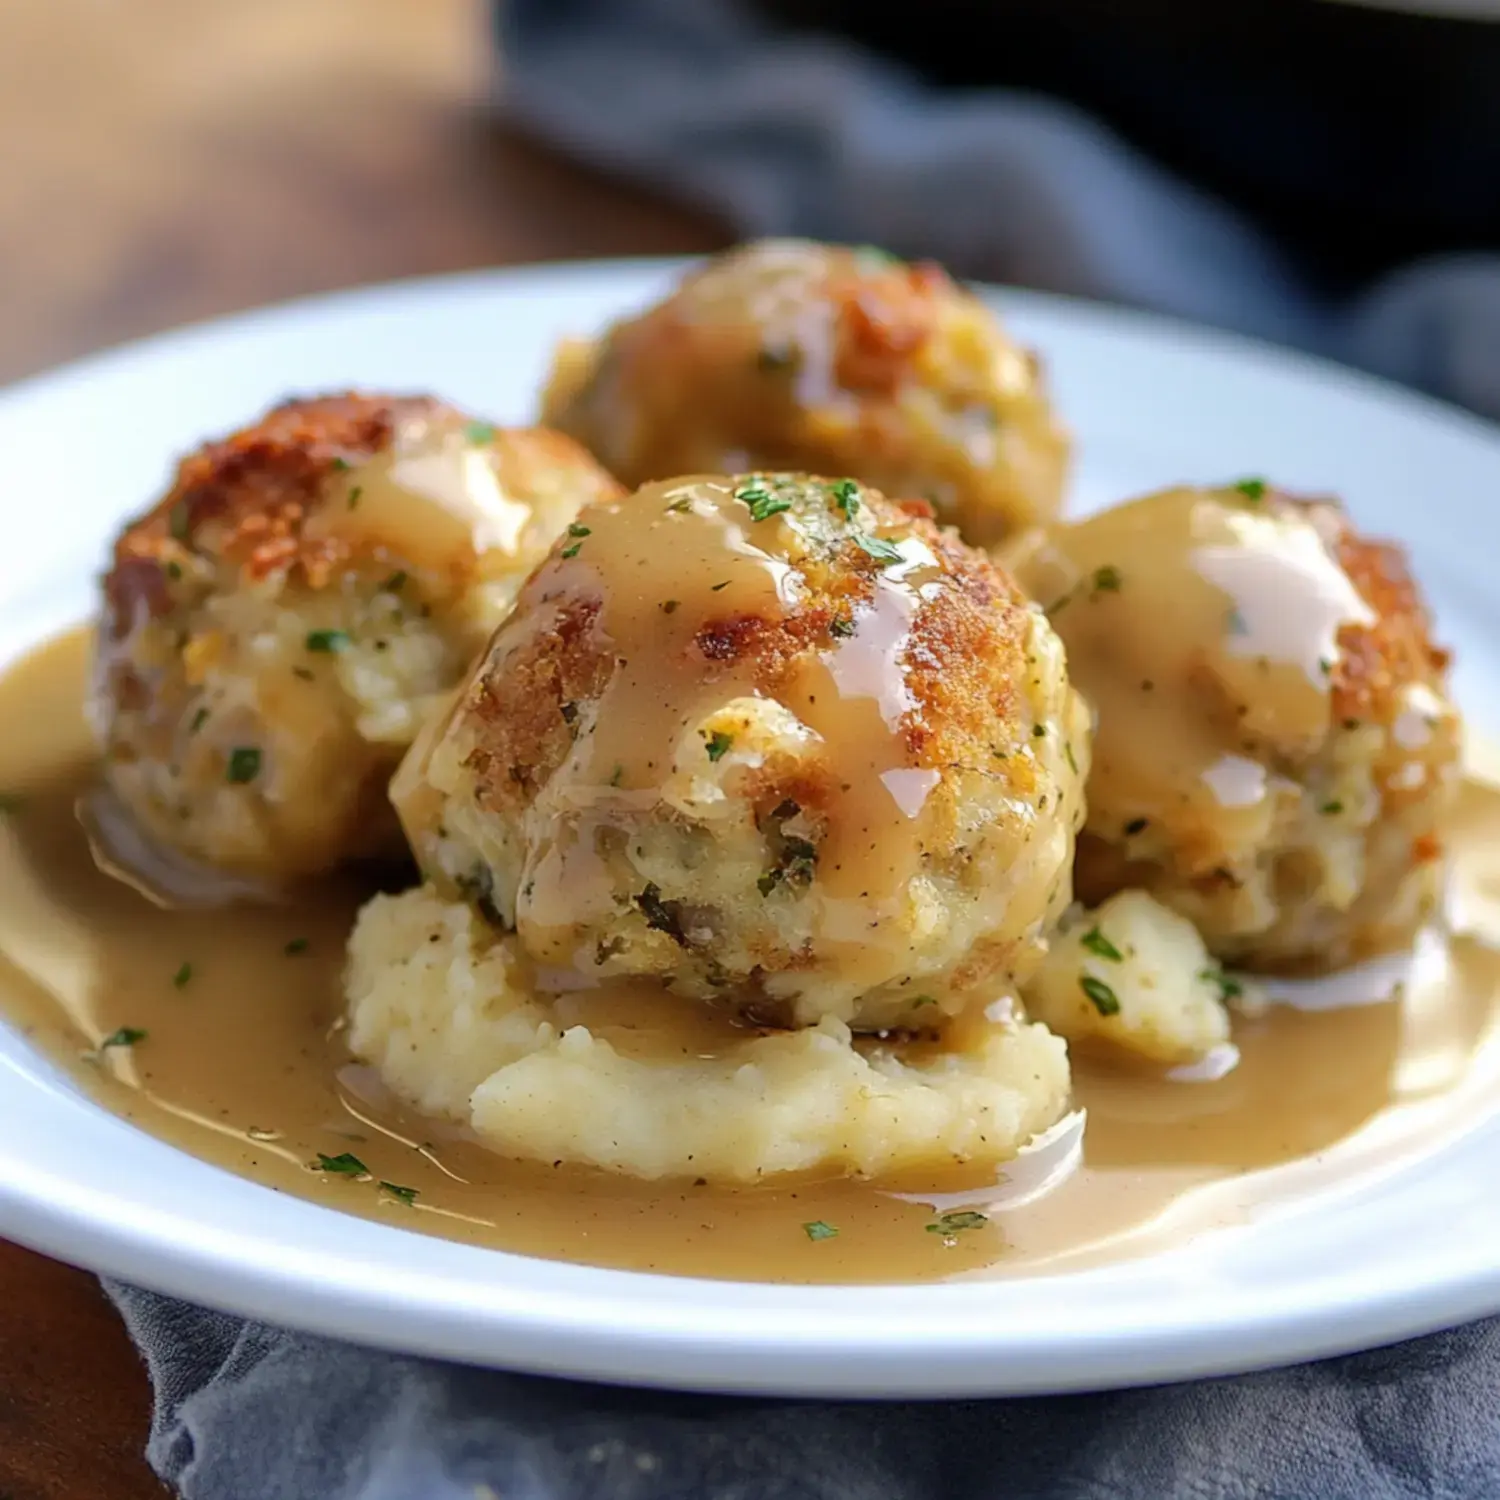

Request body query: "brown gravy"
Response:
[5, 628, 1500, 1284]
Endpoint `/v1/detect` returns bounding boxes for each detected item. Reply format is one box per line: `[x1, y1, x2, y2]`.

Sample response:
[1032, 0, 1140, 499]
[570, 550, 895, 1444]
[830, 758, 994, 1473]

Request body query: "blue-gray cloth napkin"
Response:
[104, 1283, 1500, 1499]
[500, 0, 1500, 425]
[104, 2, 1500, 1494]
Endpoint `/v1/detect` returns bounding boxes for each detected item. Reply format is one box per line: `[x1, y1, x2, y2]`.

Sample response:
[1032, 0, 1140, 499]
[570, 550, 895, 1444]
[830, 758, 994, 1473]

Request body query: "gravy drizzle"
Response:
[3, 629, 1499, 1284]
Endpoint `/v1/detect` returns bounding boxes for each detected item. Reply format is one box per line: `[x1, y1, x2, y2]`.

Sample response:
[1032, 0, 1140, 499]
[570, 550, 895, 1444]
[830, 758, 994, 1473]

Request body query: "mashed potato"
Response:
[1023, 891, 1233, 1064]
[392, 471, 1090, 1031]
[345, 885, 1070, 1181]
[541, 239, 1070, 547]
[1016, 483, 1461, 972]
[93, 394, 621, 883]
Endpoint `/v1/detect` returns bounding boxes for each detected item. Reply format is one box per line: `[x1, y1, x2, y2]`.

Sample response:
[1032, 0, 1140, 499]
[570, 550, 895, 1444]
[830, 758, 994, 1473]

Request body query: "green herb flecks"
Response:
[314, 1151, 369, 1176]
[284, 937, 309, 957]
[829, 478, 860, 519]
[226, 747, 261, 784]
[99, 1026, 147, 1051]
[172, 962, 193, 989]
[1080, 975, 1120, 1016]
[1091, 564, 1122, 595]
[464, 421, 497, 445]
[1080, 928, 1123, 962]
[926, 1210, 989, 1236]
[380, 570, 407, 593]
[1232, 477, 1267, 501]
[1199, 968, 1243, 1004]
[704, 731, 734, 763]
[853, 533, 903, 567]
[380, 1182, 419, 1205]
[803, 1220, 839, 1241]
[305, 629, 350, 653]
[736, 482, 793, 523]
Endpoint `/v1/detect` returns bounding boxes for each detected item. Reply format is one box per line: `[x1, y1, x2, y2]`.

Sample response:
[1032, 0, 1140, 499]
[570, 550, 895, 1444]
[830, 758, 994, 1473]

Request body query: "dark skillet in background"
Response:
[753, 0, 1500, 286]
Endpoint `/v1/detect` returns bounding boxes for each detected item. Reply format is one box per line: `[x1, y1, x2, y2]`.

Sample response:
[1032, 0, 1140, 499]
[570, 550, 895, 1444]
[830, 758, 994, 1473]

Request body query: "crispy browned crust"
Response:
[1328, 517, 1451, 729]
[104, 393, 443, 629]
[459, 479, 1035, 822]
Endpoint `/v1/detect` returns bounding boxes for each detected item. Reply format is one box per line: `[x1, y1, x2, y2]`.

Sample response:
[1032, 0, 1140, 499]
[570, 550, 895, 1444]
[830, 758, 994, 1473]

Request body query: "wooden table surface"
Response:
[0, 3, 721, 1494]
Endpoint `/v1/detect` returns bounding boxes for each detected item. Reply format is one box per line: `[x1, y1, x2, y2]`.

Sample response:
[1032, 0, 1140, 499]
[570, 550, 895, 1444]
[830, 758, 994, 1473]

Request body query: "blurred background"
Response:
[0, 0, 724, 386]
[4, 0, 1499, 414]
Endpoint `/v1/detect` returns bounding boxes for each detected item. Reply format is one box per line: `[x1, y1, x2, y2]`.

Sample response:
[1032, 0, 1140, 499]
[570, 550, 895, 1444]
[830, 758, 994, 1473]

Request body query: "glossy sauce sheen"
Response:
[511, 477, 954, 991]
[5, 631, 1500, 1283]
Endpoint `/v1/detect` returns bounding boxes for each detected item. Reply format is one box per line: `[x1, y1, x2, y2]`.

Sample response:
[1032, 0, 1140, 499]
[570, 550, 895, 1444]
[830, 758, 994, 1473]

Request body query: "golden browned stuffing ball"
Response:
[393, 471, 1090, 1030]
[93, 393, 622, 885]
[541, 239, 1070, 547]
[1015, 482, 1460, 972]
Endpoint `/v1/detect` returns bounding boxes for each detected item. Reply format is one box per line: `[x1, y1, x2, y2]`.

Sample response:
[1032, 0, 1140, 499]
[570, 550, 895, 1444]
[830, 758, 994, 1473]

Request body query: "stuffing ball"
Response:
[540, 239, 1070, 547]
[393, 471, 1090, 1030]
[93, 393, 622, 884]
[1015, 482, 1461, 972]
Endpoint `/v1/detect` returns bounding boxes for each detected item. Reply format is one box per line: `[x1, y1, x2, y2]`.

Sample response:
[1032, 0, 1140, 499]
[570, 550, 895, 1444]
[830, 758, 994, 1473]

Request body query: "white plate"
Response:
[3, 260, 1500, 1400]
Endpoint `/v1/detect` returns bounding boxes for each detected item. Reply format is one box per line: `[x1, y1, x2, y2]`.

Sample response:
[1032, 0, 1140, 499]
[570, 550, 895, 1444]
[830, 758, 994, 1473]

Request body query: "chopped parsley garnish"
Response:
[305, 629, 350, 653]
[1320, 800, 1344, 816]
[0, 792, 24, 813]
[1199, 968, 1243, 1003]
[347, 485, 363, 510]
[567, 522, 592, 538]
[226, 747, 261, 784]
[314, 1151, 368, 1176]
[661, 599, 680, 614]
[736, 483, 793, 523]
[284, 937, 309, 956]
[379, 570, 407, 593]
[1091, 564, 1122, 594]
[829, 615, 855, 639]
[380, 1182, 419, 1205]
[189, 707, 210, 734]
[803, 1220, 838, 1241]
[168, 504, 191, 542]
[853, 533, 904, 566]
[1124, 816, 1149, 836]
[165, 560, 182, 580]
[1319, 657, 1334, 676]
[1080, 975, 1121, 1016]
[704, 731, 734, 762]
[172, 961, 193, 989]
[561, 542, 583, 560]
[665, 497, 693, 513]
[1064, 741, 1079, 775]
[926, 1210, 988, 1235]
[853, 244, 899, 266]
[1233, 477, 1267, 501]
[829, 478, 860, 519]
[99, 1026, 147, 1051]
[1080, 928, 1123, 962]
[910, 995, 938, 1009]
[757, 871, 782, 897]
[330, 457, 351, 472]
[609, 764, 624, 787]
[464, 420, 497, 445]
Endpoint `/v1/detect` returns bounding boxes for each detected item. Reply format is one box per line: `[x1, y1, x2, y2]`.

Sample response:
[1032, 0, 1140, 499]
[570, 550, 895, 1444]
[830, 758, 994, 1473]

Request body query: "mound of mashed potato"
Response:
[1023, 890, 1234, 1065]
[345, 885, 1069, 1182]
[345, 470, 1087, 1181]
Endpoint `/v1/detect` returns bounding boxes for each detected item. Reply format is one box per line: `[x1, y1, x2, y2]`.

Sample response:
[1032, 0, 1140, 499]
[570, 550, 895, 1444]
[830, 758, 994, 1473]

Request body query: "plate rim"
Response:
[2, 257, 1499, 1398]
